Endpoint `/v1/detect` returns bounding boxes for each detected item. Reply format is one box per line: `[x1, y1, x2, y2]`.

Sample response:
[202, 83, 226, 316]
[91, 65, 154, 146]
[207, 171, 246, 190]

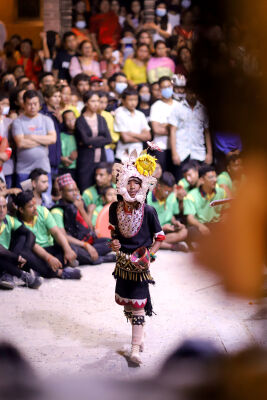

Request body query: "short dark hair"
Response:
[182, 160, 199, 175]
[43, 85, 60, 99]
[23, 90, 39, 102]
[29, 168, 48, 181]
[39, 72, 54, 83]
[226, 153, 242, 167]
[95, 162, 113, 175]
[20, 38, 33, 47]
[14, 190, 34, 208]
[101, 44, 112, 53]
[121, 88, 138, 99]
[73, 73, 90, 87]
[62, 31, 76, 43]
[159, 171, 176, 187]
[199, 164, 216, 178]
[158, 76, 172, 86]
[154, 40, 166, 48]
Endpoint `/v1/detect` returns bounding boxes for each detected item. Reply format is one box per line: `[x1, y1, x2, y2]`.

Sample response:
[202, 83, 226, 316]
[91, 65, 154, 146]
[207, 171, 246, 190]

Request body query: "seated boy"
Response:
[183, 165, 227, 239]
[217, 153, 244, 197]
[90, 186, 117, 227]
[82, 162, 114, 212]
[147, 172, 188, 251]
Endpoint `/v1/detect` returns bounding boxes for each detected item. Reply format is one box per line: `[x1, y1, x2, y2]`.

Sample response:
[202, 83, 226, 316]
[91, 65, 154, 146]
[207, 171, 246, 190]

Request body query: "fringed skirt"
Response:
[113, 251, 155, 316]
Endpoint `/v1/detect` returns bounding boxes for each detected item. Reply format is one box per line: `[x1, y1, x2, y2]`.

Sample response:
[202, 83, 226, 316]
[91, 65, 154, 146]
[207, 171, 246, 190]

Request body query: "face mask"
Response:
[156, 8, 167, 17]
[161, 87, 173, 99]
[115, 82, 128, 94]
[181, 0, 191, 8]
[3, 80, 15, 91]
[2, 106, 10, 115]
[140, 93, 151, 103]
[173, 92, 186, 101]
[75, 20, 86, 29]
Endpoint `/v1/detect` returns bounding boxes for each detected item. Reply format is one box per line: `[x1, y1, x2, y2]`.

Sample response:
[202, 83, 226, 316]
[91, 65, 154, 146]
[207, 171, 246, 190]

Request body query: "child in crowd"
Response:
[217, 153, 245, 197]
[90, 186, 117, 226]
[147, 171, 188, 251]
[114, 88, 151, 162]
[58, 110, 77, 180]
[183, 165, 227, 240]
[100, 45, 121, 79]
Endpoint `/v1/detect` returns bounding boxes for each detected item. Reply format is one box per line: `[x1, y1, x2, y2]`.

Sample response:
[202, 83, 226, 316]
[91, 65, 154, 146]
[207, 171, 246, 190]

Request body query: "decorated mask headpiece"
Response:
[112, 142, 162, 204]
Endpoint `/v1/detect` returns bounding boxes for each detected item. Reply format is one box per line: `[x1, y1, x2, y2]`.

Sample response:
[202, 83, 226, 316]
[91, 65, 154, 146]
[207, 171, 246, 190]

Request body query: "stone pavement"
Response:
[0, 250, 266, 379]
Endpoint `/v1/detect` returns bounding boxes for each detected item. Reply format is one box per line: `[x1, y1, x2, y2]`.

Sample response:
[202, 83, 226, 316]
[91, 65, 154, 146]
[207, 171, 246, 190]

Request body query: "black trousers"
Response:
[71, 238, 111, 265]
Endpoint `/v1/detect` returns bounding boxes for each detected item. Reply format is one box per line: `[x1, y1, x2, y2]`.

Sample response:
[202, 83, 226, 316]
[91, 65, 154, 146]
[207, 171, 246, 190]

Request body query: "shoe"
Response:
[0, 273, 15, 290]
[129, 344, 142, 365]
[101, 253, 116, 263]
[171, 241, 189, 252]
[61, 267, 81, 280]
[67, 259, 79, 268]
[21, 271, 42, 289]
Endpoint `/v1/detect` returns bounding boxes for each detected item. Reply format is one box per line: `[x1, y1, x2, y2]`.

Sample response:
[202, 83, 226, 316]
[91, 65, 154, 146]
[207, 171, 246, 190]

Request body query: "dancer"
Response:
[109, 147, 165, 365]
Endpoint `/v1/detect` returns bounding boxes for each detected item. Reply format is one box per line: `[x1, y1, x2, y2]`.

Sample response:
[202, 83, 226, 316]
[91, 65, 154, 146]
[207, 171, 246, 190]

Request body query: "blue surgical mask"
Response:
[75, 20, 86, 29]
[161, 87, 173, 99]
[2, 106, 10, 115]
[156, 8, 167, 17]
[140, 93, 151, 103]
[115, 82, 128, 94]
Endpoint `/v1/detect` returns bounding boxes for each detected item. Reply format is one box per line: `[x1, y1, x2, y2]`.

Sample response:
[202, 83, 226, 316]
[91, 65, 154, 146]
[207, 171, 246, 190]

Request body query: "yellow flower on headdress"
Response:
[135, 154, 157, 176]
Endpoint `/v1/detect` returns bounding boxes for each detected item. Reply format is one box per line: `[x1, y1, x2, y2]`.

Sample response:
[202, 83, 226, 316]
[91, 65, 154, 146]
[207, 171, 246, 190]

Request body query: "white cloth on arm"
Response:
[150, 99, 178, 150]
[114, 106, 150, 162]
[168, 99, 209, 162]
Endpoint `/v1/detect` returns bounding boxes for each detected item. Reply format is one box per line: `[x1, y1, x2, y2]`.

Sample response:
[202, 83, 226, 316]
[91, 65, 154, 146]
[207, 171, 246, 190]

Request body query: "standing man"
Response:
[12, 90, 56, 197]
[114, 88, 151, 162]
[150, 76, 178, 172]
[53, 32, 78, 83]
[169, 85, 213, 181]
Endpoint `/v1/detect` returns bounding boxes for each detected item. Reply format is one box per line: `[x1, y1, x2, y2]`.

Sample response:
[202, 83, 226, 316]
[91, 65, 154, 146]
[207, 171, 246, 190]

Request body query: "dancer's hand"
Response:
[111, 239, 121, 252]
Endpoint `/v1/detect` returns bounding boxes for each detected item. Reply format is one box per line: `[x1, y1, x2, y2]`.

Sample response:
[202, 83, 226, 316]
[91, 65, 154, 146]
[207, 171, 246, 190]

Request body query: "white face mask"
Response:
[75, 20, 86, 29]
[173, 92, 186, 101]
[2, 106, 10, 115]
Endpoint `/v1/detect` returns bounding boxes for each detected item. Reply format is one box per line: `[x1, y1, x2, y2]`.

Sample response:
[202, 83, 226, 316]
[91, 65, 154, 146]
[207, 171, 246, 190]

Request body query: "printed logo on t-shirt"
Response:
[28, 125, 43, 133]
[62, 61, 70, 68]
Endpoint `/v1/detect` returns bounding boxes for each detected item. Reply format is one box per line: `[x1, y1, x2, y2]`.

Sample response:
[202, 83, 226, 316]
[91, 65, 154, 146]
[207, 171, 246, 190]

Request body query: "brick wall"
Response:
[44, 0, 72, 34]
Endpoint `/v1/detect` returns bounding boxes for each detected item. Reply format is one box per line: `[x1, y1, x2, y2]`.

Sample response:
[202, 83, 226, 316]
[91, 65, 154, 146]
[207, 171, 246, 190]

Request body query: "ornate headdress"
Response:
[112, 142, 161, 204]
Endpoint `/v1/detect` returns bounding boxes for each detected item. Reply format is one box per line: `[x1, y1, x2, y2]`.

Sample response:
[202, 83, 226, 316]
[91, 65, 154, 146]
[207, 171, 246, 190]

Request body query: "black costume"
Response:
[75, 114, 112, 192]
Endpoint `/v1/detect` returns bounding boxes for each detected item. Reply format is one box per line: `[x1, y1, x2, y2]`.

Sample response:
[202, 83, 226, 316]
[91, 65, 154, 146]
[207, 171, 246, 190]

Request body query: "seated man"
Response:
[183, 164, 227, 239]
[147, 172, 188, 251]
[29, 168, 49, 207]
[51, 174, 115, 265]
[0, 195, 42, 290]
[14, 191, 81, 280]
[217, 153, 244, 197]
[82, 162, 114, 217]
[178, 160, 200, 194]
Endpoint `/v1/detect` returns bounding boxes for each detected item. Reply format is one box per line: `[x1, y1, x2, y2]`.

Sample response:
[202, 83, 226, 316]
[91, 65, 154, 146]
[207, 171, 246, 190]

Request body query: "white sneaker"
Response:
[129, 344, 142, 365]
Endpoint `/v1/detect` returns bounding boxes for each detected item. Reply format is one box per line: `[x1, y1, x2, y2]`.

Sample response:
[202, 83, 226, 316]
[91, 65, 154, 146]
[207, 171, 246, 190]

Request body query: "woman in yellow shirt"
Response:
[123, 43, 150, 87]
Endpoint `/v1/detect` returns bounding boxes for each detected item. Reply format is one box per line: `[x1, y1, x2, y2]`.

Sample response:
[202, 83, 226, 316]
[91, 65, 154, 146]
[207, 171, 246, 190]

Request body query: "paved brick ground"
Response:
[0, 250, 265, 379]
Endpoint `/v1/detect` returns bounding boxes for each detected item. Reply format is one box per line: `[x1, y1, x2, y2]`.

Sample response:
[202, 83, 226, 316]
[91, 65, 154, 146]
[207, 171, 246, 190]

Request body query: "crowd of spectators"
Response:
[0, 0, 251, 290]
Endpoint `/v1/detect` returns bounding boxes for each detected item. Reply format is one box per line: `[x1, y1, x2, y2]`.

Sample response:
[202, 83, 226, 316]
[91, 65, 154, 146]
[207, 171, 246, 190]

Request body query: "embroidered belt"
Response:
[113, 251, 155, 283]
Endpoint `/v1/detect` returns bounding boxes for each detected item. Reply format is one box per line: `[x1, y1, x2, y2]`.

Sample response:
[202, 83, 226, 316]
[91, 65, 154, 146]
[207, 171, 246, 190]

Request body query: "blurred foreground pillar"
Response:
[44, 0, 72, 34]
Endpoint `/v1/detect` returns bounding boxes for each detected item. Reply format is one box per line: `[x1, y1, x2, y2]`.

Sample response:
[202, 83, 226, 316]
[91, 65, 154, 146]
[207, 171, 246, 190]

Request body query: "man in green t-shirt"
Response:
[82, 162, 113, 214]
[51, 173, 115, 265]
[0, 195, 42, 290]
[217, 153, 244, 197]
[14, 191, 81, 280]
[147, 172, 188, 251]
[183, 165, 227, 239]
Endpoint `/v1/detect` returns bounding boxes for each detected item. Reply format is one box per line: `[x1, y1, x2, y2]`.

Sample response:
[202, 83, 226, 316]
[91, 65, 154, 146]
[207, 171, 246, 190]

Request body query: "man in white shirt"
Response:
[169, 86, 213, 180]
[150, 76, 178, 171]
[114, 88, 151, 161]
